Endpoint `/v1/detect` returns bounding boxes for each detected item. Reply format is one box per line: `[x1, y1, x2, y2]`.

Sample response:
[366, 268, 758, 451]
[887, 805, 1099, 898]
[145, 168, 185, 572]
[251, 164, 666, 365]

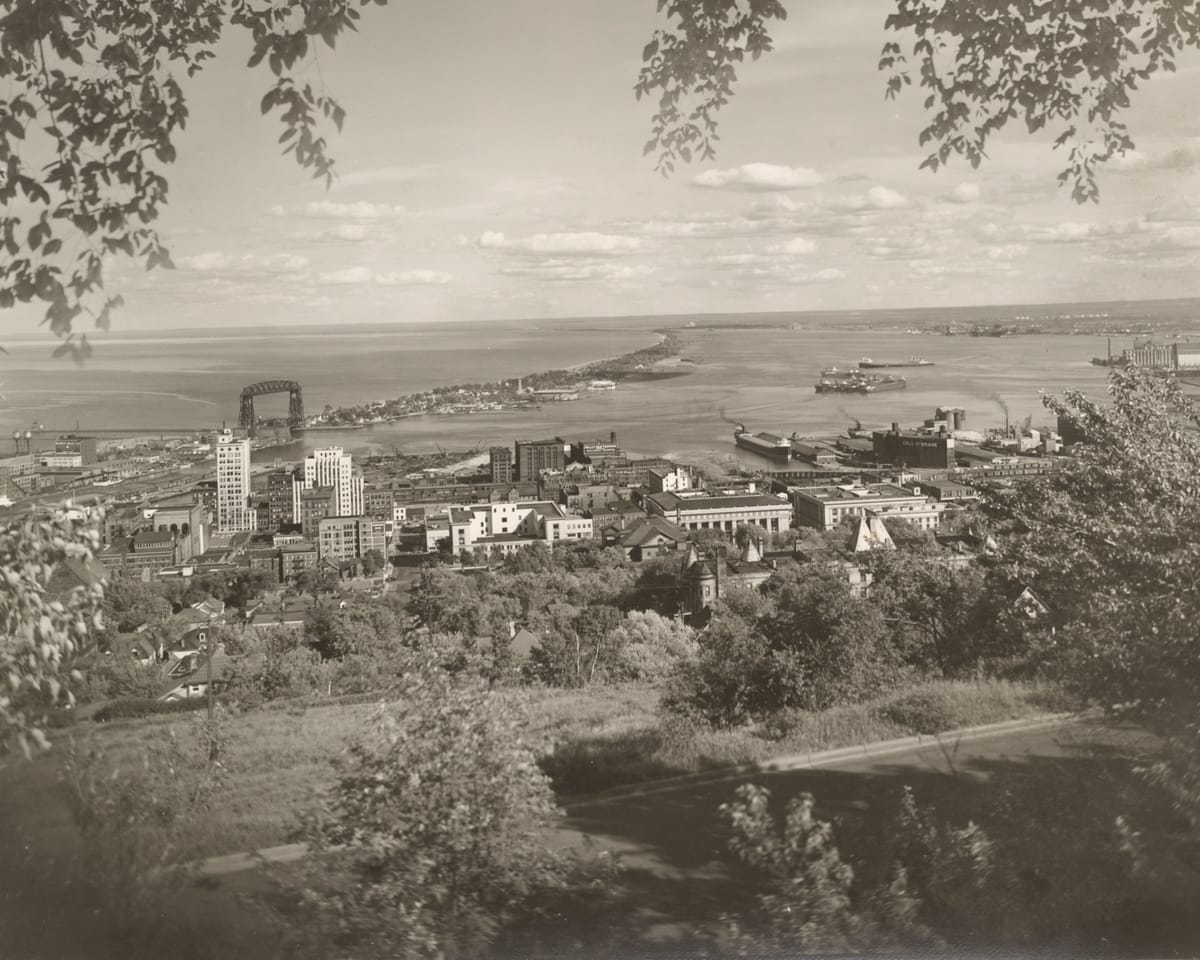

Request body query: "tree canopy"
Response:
[2, 0, 1192, 343]
[637, 0, 1199, 202]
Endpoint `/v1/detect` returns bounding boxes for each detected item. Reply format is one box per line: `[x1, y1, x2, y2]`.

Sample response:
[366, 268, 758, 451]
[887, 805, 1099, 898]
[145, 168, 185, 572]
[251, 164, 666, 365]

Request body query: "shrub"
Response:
[288, 660, 583, 959]
[61, 709, 229, 949]
[873, 690, 959, 735]
[92, 697, 213, 722]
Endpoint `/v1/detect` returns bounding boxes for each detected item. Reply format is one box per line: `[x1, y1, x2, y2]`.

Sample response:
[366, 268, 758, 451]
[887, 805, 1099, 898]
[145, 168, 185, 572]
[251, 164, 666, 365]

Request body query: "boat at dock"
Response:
[858, 357, 935, 368]
[733, 425, 794, 462]
[815, 373, 907, 394]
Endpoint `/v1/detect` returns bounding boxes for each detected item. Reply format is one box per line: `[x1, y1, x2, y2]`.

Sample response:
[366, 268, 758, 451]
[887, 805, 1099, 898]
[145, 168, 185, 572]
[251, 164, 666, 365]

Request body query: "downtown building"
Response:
[297, 446, 364, 517]
[215, 430, 254, 533]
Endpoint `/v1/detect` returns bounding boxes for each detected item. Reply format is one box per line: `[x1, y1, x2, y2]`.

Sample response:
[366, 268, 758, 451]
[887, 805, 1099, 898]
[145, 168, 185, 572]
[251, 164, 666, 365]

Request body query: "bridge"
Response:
[238, 380, 305, 438]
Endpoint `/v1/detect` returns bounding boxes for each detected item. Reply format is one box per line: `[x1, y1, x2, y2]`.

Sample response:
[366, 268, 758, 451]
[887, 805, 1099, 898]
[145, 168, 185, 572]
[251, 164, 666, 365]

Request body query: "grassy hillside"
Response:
[0, 678, 1064, 871]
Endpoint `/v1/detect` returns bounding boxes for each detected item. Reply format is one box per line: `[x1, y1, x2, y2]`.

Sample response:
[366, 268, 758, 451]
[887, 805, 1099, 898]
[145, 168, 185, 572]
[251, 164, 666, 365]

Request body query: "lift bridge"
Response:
[238, 380, 305, 438]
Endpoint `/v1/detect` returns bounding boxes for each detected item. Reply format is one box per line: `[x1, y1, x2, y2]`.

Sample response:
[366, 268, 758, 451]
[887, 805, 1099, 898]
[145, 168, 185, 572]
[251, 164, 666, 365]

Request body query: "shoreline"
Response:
[312, 329, 691, 428]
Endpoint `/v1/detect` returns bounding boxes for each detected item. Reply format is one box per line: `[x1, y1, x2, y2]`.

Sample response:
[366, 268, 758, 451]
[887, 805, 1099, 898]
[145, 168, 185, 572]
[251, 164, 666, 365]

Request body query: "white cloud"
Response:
[181, 252, 232, 271]
[813, 268, 847, 281]
[477, 231, 643, 254]
[180, 252, 309, 273]
[947, 182, 981, 204]
[498, 260, 655, 282]
[323, 224, 373, 242]
[317, 267, 453, 285]
[692, 162, 823, 192]
[772, 237, 817, 255]
[833, 185, 911, 211]
[274, 201, 407, 221]
[986, 243, 1029, 261]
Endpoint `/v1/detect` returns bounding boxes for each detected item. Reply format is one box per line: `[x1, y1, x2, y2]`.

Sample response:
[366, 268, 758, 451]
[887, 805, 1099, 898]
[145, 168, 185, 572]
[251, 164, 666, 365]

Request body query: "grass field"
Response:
[0, 677, 1066, 876]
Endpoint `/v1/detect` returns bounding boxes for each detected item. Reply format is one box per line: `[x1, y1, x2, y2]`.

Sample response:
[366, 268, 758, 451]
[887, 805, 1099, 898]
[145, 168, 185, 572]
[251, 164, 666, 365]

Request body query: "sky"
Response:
[12, 0, 1200, 331]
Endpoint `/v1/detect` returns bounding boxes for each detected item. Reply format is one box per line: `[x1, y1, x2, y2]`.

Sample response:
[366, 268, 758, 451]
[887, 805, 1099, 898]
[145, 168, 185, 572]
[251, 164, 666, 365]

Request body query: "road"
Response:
[551, 715, 1148, 945]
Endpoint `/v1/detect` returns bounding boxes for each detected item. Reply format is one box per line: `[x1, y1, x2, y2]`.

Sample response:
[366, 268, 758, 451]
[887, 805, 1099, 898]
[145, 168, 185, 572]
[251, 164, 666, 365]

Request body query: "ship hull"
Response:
[734, 433, 792, 461]
[858, 359, 935, 368]
[816, 377, 907, 394]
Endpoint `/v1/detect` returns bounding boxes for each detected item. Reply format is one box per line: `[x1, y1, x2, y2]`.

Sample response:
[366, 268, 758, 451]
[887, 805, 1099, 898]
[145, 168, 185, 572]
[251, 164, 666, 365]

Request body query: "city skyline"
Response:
[3, 0, 1199, 336]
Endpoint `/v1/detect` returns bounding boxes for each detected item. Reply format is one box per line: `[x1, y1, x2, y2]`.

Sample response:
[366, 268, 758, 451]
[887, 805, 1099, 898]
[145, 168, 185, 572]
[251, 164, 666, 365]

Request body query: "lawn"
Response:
[0, 677, 1064, 876]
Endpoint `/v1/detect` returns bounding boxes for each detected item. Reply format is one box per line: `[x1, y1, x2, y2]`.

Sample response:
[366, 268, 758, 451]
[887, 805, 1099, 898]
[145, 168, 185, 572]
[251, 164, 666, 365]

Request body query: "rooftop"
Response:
[648, 491, 789, 512]
[790, 483, 927, 504]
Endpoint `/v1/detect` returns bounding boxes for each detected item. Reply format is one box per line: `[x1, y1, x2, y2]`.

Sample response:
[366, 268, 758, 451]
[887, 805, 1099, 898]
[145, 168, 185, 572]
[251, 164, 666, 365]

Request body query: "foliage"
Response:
[91, 694, 212, 722]
[0, 0, 391, 349]
[1, 508, 103, 758]
[526, 603, 624, 687]
[100, 578, 171, 634]
[720, 784, 930, 954]
[290, 663, 573, 959]
[294, 566, 337, 599]
[60, 707, 230, 945]
[863, 549, 1017, 674]
[994, 367, 1200, 818]
[662, 605, 773, 727]
[610, 609, 697, 681]
[638, 0, 1198, 201]
[361, 547, 386, 576]
[76, 654, 167, 703]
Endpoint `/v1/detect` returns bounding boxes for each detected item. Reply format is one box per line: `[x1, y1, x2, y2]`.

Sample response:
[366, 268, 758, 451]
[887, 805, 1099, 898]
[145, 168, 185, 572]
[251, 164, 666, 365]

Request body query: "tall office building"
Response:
[489, 446, 513, 484]
[215, 430, 253, 533]
[514, 438, 566, 481]
[298, 446, 363, 517]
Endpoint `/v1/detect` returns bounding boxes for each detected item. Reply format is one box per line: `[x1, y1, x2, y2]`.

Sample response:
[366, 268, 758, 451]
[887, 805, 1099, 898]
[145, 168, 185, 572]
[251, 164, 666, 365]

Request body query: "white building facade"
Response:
[215, 431, 253, 533]
[296, 446, 363, 519]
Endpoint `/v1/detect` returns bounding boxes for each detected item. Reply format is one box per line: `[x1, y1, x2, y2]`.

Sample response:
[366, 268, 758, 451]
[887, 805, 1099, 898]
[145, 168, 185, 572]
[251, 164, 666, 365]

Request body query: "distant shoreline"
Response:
[313, 329, 692, 428]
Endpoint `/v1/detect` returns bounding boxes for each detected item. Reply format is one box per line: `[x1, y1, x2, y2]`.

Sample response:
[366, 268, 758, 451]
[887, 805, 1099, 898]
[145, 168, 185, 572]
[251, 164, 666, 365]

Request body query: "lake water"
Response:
[4, 298, 1198, 468]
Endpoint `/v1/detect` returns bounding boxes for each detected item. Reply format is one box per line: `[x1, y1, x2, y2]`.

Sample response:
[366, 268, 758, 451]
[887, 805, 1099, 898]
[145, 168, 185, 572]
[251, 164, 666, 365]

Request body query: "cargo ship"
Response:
[733, 425, 794, 462]
[815, 373, 907, 394]
[858, 357, 935, 368]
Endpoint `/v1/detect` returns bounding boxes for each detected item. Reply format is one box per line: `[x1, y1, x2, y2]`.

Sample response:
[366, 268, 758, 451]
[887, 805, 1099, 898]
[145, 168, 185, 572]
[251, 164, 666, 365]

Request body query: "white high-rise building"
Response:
[300, 446, 363, 517]
[215, 430, 253, 533]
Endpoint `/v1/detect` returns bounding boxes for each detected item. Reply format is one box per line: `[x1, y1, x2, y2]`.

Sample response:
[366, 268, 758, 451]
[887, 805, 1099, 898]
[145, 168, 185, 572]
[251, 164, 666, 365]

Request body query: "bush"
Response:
[873, 691, 959, 736]
[61, 709, 229, 950]
[287, 660, 583, 959]
[92, 697, 213, 722]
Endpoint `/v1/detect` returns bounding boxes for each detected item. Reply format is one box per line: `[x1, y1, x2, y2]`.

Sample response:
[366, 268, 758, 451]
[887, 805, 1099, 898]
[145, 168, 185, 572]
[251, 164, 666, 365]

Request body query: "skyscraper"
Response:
[215, 430, 253, 533]
[298, 446, 363, 517]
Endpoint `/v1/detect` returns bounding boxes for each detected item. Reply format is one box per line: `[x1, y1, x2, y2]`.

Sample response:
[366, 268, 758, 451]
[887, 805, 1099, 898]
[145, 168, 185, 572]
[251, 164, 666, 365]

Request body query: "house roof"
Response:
[621, 516, 686, 548]
[848, 515, 895, 553]
[46, 555, 108, 596]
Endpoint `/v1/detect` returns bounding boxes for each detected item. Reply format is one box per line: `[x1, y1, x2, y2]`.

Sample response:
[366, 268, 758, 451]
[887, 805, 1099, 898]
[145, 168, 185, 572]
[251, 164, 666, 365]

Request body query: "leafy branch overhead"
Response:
[638, 0, 1200, 202]
[0, 0, 386, 352]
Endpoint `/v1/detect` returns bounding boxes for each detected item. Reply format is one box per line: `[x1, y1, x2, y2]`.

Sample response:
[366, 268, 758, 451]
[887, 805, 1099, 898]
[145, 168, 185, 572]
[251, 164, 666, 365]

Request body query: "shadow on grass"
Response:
[538, 723, 763, 797]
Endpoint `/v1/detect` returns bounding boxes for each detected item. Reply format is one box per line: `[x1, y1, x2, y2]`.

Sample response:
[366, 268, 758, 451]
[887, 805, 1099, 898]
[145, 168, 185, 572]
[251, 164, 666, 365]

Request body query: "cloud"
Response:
[477, 231, 643, 255]
[832, 185, 911, 211]
[179, 252, 309, 273]
[317, 267, 453, 285]
[1112, 138, 1200, 173]
[813, 268, 847, 281]
[947, 182, 981, 204]
[692, 162, 823, 192]
[498, 260, 655, 282]
[771, 237, 817, 255]
[986, 243, 1028, 261]
[272, 201, 407, 221]
[322, 224, 374, 242]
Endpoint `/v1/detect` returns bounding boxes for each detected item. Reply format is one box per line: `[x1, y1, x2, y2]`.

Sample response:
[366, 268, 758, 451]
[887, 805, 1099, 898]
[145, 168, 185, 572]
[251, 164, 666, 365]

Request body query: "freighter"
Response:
[733, 425, 794, 462]
[815, 373, 907, 394]
[858, 357, 935, 368]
